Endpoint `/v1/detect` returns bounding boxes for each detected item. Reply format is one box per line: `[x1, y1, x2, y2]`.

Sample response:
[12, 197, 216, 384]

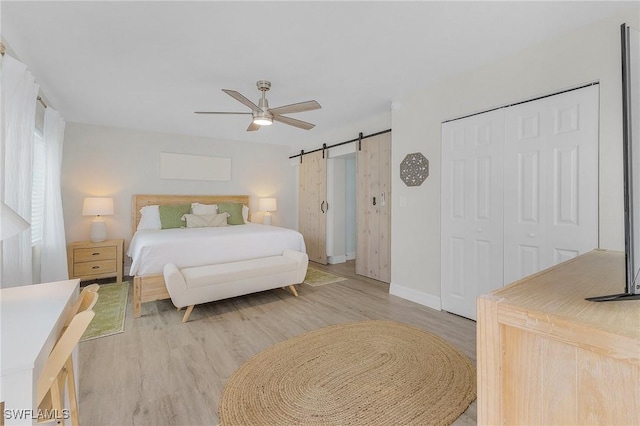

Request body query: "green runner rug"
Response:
[304, 268, 347, 287]
[81, 281, 129, 342]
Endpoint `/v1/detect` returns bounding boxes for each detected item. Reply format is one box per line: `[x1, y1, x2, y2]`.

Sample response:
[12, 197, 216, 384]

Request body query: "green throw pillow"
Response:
[158, 204, 191, 229]
[217, 203, 244, 225]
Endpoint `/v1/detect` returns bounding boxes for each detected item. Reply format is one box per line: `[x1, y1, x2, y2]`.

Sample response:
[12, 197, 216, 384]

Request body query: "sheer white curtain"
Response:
[39, 108, 68, 282]
[1, 54, 38, 287]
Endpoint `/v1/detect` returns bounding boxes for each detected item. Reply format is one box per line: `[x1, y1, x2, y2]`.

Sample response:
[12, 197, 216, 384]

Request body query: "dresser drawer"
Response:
[74, 260, 117, 276]
[74, 246, 116, 262]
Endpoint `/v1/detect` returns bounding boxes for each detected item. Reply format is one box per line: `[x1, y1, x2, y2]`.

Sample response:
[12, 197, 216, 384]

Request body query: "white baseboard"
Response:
[346, 251, 356, 260]
[328, 255, 347, 264]
[389, 283, 441, 311]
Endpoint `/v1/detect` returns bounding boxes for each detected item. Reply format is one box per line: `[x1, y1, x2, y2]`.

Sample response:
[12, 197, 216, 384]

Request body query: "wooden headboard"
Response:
[131, 194, 250, 236]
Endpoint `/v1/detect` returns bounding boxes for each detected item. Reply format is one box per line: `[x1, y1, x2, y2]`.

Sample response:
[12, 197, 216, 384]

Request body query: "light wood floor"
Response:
[79, 261, 477, 425]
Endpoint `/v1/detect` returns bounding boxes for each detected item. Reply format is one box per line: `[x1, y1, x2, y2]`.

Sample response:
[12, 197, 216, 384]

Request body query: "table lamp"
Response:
[82, 197, 114, 242]
[259, 198, 277, 225]
[0, 202, 30, 241]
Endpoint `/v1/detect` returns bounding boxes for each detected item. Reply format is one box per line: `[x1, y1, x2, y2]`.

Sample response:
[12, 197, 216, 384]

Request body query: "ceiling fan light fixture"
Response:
[253, 114, 273, 126]
[253, 117, 273, 126]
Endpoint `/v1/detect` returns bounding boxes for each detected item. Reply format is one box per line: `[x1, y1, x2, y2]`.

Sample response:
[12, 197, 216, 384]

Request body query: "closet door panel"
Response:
[517, 245, 541, 279]
[299, 151, 327, 264]
[546, 86, 599, 266]
[441, 109, 504, 320]
[504, 86, 599, 283]
[504, 120, 546, 283]
[504, 103, 546, 284]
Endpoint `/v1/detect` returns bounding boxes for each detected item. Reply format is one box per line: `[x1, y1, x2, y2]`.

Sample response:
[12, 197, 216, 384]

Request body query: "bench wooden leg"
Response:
[182, 305, 195, 323]
[288, 285, 299, 297]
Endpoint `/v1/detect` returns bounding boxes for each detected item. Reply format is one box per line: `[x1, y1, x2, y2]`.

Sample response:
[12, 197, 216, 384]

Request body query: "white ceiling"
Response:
[1, 1, 633, 147]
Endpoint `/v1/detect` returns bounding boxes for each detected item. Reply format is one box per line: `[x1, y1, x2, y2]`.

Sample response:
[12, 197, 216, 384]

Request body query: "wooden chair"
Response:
[37, 309, 95, 425]
[51, 285, 99, 425]
[64, 284, 99, 327]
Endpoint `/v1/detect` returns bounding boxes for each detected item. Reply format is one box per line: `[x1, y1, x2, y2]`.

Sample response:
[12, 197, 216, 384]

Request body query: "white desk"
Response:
[1, 279, 79, 425]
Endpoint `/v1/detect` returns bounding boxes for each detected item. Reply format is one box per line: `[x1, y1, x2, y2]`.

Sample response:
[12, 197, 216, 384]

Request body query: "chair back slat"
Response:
[64, 284, 99, 327]
[37, 310, 95, 407]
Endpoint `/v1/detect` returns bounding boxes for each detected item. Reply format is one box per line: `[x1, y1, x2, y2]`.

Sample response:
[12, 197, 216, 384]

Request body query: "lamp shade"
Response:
[259, 198, 277, 212]
[0, 202, 30, 241]
[82, 197, 114, 216]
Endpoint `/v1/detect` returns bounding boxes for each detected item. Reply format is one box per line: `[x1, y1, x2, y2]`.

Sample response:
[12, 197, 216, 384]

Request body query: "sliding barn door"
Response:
[299, 151, 327, 264]
[503, 85, 599, 283]
[441, 110, 505, 320]
[356, 132, 391, 282]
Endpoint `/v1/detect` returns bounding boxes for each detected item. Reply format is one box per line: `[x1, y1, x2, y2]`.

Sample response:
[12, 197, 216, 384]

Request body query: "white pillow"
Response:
[191, 202, 218, 215]
[181, 212, 230, 228]
[137, 205, 161, 231]
[242, 205, 249, 223]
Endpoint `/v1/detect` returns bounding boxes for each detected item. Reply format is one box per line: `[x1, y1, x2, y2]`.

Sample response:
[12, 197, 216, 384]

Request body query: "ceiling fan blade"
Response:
[194, 111, 252, 115]
[268, 100, 321, 115]
[222, 89, 260, 111]
[272, 114, 315, 130]
[247, 121, 260, 132]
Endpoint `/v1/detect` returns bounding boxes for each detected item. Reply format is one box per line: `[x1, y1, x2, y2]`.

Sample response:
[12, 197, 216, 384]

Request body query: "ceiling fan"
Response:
[195, 80, 321, 131]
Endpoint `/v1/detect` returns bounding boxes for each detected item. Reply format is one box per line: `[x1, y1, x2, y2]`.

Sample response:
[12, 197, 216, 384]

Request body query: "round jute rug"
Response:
[219, 320, 476, 425]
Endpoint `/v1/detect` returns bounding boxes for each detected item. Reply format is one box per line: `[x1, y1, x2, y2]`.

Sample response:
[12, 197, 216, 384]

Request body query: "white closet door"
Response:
[441, 109, 504, 320]
[441, 85, 599, 320]
[503, 86, 599, 283]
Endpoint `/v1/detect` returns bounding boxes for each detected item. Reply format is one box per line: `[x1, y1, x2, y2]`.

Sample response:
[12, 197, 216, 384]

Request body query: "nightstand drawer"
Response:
[74, 260, 117, 276]
[74, 247, 116, 262]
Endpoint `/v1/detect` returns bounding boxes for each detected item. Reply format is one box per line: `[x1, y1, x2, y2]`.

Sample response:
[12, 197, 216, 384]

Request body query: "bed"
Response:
[129, 194, 306, 317]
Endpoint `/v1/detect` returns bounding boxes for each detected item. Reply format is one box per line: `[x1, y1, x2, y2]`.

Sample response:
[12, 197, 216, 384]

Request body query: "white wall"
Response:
[62, 123, 297, 249]
[390, 8, 640, 309]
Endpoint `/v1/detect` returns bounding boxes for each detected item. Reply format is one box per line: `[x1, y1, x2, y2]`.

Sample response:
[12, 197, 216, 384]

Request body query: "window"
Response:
[31, 130, 45, 246]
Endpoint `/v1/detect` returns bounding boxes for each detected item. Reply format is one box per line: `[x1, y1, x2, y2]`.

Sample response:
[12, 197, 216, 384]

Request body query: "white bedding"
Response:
[127, 223, 307, 276]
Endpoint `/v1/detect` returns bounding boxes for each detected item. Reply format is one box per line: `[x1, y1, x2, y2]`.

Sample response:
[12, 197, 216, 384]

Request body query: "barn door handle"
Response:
[321, 201, 326, 213]
[373, 196, 377, 206]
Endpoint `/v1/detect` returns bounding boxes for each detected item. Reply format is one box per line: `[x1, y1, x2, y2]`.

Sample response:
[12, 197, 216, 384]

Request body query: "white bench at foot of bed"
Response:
[163, 249, 309, 322]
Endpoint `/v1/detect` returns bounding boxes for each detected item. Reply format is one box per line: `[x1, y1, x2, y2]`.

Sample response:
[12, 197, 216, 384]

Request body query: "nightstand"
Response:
[67, 239, 124, 283]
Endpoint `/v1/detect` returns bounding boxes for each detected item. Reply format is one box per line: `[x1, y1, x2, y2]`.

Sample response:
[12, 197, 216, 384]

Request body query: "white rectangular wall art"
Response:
[160, 152, 231, 181]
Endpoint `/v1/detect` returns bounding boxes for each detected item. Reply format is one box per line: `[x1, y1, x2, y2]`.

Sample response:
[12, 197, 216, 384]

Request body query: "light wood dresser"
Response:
[477, 249, 640, 425]
[67, 239, 123, 283]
